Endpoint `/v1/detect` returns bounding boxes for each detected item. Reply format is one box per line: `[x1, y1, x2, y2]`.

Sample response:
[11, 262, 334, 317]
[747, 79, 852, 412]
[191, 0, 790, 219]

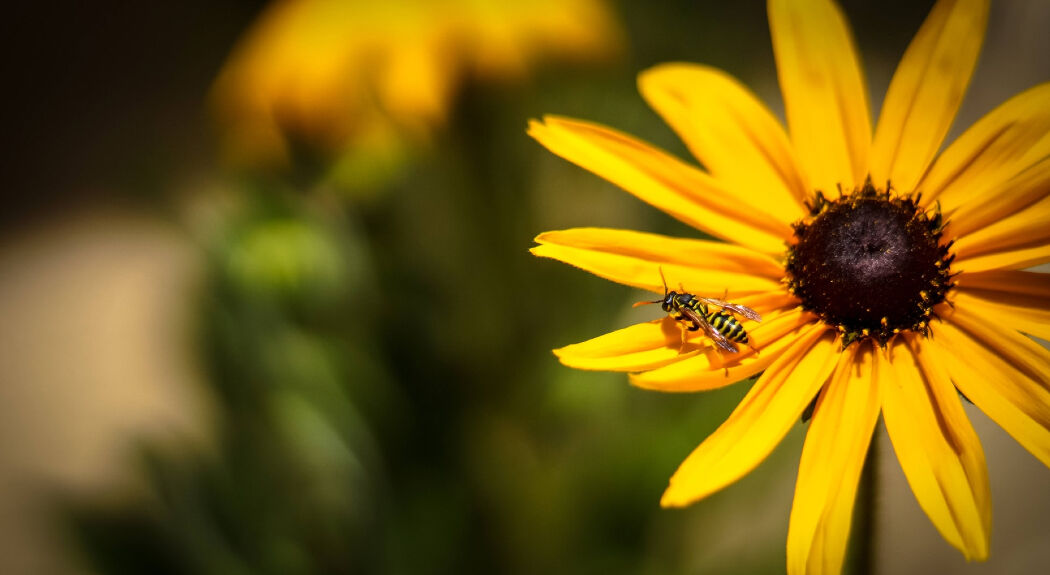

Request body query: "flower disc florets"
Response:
[785, 179, 954, 346]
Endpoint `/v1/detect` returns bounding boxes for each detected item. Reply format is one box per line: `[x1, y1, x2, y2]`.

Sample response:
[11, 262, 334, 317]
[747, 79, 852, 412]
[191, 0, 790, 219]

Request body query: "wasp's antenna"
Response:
[633, 266, 669, 308]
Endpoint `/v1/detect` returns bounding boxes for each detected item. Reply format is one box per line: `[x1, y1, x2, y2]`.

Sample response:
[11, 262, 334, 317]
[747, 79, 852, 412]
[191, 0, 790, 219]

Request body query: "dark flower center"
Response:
[785, 179, 954, 346]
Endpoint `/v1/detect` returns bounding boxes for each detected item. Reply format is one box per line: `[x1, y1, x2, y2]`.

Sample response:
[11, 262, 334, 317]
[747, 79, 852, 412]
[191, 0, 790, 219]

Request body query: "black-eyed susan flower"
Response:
[211, 0, 621, 179]
[529, 0, 1050, 572]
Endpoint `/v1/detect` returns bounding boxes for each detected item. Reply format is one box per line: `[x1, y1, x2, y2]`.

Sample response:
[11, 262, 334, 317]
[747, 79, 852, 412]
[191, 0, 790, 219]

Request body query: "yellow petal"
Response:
[531, 228, 784, 294]
[870, 0, 988, 194]
[768, 0, 871, 195]
[952, 194, 1050, 272]
[660, 327, 838, 507]
[555, 291, 799, 372]
[883, 336, 991, 561]
[787, 342, 880, 575]
[933, 315, 1050, 468]
[638, 63, 809, 220]
[918, 82, 1050, 212]
[630, 307, 817, 392]
[954, 269, 1050, 307]
[528, 117, 789, 254]
[554, 317, 702, 372]
[948, 305, 1050, 391]
[954, 246, 1050, 274]
[948, 157, 1050, 237]
[950, 292, 1050, 342]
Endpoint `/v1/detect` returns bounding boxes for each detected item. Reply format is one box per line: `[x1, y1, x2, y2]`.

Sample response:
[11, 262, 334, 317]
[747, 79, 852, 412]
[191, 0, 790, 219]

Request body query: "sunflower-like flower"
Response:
[529, 0, 1050, 572]
[211, 0, 621, 178]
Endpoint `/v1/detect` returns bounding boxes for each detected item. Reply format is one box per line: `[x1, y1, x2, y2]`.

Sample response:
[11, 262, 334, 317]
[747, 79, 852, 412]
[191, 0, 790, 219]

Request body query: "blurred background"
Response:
[0, 1, 1048, 574]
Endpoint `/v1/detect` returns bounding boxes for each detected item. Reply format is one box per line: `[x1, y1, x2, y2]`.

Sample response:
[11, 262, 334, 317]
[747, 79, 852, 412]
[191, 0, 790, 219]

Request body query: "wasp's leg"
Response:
[672, 323, 691, 354]
[674, 319, 702, 353]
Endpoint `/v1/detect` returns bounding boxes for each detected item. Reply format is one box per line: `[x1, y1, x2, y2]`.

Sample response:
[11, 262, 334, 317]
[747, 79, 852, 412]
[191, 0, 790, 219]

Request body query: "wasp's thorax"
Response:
[667, 292, 703, 311]
[784, 180, 954, 347]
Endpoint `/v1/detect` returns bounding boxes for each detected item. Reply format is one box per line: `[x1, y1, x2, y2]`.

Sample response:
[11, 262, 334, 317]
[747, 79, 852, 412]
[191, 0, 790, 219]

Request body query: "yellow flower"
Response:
[211, 0, 621, 174]
[529, 0, 1050, 572]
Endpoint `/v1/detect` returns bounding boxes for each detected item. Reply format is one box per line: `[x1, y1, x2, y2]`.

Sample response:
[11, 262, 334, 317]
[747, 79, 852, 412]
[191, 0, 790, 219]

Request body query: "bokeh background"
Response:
[1, 1, 1049, 574]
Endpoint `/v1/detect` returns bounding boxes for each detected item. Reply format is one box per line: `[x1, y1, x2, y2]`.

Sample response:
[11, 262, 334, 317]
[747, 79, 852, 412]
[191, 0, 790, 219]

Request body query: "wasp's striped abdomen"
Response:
[679, 297, 748, 344]
[708, 311, 749, 344]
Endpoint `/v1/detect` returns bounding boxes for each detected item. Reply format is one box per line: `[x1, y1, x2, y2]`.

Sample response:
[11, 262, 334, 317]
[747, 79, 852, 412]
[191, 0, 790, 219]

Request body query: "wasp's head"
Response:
[661, 291, 678, 313]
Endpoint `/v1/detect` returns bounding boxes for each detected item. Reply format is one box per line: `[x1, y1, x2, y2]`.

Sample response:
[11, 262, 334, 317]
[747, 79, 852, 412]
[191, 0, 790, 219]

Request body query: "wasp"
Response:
[634, 269, 762, 353]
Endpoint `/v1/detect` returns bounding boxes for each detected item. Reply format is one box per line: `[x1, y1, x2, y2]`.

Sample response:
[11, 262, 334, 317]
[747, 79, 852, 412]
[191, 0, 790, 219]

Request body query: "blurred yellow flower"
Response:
[531, 0, 1050, 573]
[211, 0, 621, 179]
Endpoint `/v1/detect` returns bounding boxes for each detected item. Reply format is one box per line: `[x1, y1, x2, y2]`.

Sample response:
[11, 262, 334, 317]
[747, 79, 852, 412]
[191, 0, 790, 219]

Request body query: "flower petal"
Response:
[528, 117, 789, 254]
[870, 0, 989, 194]
[629, 307, 817, 392]
[950, 291, 1050, 342]
[947, 157, 1050, 237]
[531, 228, 784, 294]
[659, 327, 838, 507]
[948, 304, 1050, 389]
[918, 82, 1050, 212]
[954, 246, 1050, 274]
[638, 63, 808, 220]
[555, 291, 799, 372]
[954, 269, 1050, 308]
[952, 194, 1050, 272]
[555, 317, 702, 372]
[768, 0, 871, 194]
[883, 336, 991, 561]
[933, 312, 1050, 468]
[787, 342, 880, 575]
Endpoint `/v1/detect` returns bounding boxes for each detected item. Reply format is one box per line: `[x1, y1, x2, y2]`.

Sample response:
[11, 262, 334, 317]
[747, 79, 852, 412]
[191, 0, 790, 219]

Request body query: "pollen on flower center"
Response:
[785, 179, 954, 346]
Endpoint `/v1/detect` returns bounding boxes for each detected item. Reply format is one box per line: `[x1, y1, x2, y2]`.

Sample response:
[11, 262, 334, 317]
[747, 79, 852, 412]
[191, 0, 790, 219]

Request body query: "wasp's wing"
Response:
[694, 296, 762, 322]
[680, 307, 738, 353]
